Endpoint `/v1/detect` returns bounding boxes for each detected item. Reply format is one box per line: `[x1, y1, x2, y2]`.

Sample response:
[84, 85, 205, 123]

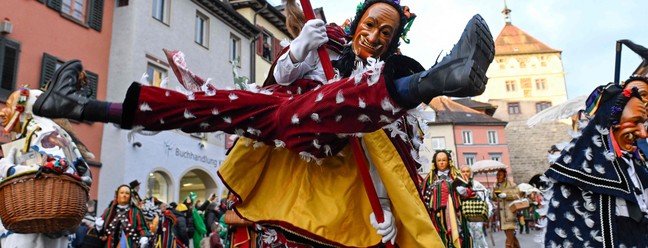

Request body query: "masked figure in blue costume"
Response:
[544, 40, 648, 247]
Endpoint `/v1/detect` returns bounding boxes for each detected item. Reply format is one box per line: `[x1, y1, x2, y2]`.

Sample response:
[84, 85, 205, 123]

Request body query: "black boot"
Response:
[33, 60, 90, 121]
[409, 14, 495, 103]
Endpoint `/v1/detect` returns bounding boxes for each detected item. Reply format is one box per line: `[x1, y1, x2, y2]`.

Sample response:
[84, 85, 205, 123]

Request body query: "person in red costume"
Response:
[33, 0, 495, 246]
[32, 1, 493, 161]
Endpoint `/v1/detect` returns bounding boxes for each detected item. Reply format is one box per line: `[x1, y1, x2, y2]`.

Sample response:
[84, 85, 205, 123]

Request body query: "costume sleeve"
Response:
[273, 50, 319, 86]
[135, 209, 150, 236]
[197, 200, 210, 211]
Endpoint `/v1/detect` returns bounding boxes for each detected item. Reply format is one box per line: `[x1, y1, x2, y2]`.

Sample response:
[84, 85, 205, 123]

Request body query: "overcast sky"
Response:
[279, 0, 647, 99]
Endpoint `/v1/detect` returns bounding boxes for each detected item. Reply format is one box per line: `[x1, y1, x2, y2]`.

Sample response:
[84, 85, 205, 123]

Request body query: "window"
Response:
[464, 153, 476, 166]
[117, 0, 129, 7]
[152, 0, 169, 24]
[146, 63, 167, 87]
[62, 0, 87, 22]
[40, 53, 98, 99]
[489, 153, 502, 161]
[257, 30, 279, 62]
[195, 12, 209, 47]
[263, 34, 273, 61]
[46, 0, 103, 31]
[539, 55, 547, 67]
[0, 38, 20, 101]
[230, 34, 241, 65]
[508, 102, 521, 115]
[518, 57, 528, 69]
[521, 78, 532, 96]
[535, 78, 547, 90]
[505, 80, 516, 92]
[430, 137, 446, 149]
[462, 131, 473, 145]
[498, 58, 505, 70]
[487, 130, 498, 144]
[147, 171, 171, 203]
[536, 101, 552, 113]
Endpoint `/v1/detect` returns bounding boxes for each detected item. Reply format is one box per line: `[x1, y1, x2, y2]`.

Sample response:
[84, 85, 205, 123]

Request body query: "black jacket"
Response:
[170, 208, 189, 246]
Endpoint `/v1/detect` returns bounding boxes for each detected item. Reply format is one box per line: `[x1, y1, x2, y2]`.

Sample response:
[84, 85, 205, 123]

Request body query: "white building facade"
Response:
[98, 0, 258, 208]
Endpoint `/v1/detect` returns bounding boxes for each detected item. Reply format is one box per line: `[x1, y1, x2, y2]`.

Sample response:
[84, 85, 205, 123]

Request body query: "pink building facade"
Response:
[0, 0, 114, 199]
[454, 124, 512, 188]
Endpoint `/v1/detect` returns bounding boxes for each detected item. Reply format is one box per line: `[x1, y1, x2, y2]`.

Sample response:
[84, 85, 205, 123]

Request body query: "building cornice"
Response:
[193, 0, 260, 39]
[229, 0, 292, 38]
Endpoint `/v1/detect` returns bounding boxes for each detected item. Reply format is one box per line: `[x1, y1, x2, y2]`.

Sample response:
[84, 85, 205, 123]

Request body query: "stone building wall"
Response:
[505, 120, 571, 184]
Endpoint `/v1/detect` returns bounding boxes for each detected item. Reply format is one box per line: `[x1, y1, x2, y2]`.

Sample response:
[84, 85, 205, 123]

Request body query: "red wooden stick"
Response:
[299, 1, 393, 246]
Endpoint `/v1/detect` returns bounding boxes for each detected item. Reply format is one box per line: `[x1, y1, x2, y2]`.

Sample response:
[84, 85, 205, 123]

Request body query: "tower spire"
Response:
[502, 0, 512, 25]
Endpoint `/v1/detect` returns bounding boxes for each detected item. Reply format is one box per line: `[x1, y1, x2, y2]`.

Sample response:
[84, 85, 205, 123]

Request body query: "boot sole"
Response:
[33, 60, 82, 116]
[467, 15, 495, 94]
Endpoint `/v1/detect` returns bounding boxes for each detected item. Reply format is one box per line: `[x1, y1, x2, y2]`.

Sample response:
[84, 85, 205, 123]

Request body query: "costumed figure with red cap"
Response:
[32, 0, 495, 246]
[0, 87, 93, 248]
[95, 184, 150, 248]
[420, 150, 472, 247]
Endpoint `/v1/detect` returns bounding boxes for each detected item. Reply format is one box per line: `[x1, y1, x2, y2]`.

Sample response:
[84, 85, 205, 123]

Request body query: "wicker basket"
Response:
[0, 172, 89, 233]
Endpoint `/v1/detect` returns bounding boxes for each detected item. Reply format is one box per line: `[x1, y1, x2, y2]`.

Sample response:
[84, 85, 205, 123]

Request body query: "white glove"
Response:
[0, 148, 18, 177]
[369, 209, 397, 245]
[289, 19, 328, 63]
[95, 217, 104, 231]
[139, 236, 149, 248]
[498, 193, 507, 199]
[456, 186, 467, 196]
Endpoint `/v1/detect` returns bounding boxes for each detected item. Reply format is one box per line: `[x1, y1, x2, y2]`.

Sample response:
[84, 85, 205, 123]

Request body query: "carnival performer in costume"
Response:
[420, 150, 472, 247]
[130, 180, 144, 208]
[543, 40, 648, 247]
[493, 169, 521, 248]
[156, 202, 186, 248]
[0, 88, 94, 248]
[32, 1, 495, 246]
[460, 165, 493, 248]
[31, 2, 494, 162]
[96, 184, 150, 248]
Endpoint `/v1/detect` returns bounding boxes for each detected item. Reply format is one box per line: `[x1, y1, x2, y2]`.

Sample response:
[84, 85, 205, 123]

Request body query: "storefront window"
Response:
[148, 171, 171, 203]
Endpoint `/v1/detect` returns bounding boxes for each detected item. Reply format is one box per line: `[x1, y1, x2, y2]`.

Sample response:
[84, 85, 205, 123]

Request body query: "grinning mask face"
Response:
[613, 96, 648, 152]
[352, 3, 400, 60]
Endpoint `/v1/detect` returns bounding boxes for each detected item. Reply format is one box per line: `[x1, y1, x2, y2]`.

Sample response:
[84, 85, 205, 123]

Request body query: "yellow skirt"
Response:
[218, 130, 442, 247]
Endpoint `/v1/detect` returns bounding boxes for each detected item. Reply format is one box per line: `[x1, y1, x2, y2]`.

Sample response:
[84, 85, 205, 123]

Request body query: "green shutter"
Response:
[85, 70, 98, 100]
[46, 0, 62, 11]
[0, 39, 20, 101]
[40, 53, 58, 90]
[88, 0, 104, 32]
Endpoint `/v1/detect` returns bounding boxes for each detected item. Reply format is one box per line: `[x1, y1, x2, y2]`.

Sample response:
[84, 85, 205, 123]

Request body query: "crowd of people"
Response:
[70, 182, 229, 248]
[419, 150, 545, 248]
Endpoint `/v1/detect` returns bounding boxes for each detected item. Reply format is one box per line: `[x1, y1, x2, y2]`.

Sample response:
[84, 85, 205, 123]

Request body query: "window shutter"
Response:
[0, 39, 20, 101]
[85, 70, 98, 100]
[256, 26, 263, 56]
[40, 53, 58, 89]
[88, 0, 104, 32]
[38, 0, 46, 4]
[46, 0, 62, 11]
[273, 37, 282, 61]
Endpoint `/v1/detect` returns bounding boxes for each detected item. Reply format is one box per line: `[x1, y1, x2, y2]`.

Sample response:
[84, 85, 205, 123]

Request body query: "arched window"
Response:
[147, 171, 171, 203]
